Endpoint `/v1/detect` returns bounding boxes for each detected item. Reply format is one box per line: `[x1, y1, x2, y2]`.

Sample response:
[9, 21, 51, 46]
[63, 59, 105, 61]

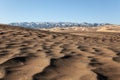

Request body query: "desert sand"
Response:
[44, 25, 120, 33]
[0, 24, 120, 80]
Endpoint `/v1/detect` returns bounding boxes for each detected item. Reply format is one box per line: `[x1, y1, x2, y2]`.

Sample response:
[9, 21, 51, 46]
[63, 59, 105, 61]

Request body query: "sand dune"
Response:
[0, 25, 120, 80]
[44, 25, 120, 33]
[97, 25, 120, 32]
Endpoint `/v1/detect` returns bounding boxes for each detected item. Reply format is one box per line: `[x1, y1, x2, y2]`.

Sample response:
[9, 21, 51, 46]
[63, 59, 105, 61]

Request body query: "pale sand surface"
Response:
[45, 25, 120, 33]
[0, 25, 120, 80]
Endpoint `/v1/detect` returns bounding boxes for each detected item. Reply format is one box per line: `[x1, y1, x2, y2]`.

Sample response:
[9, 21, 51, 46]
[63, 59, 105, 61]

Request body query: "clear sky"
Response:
[0, 0, 120, 24]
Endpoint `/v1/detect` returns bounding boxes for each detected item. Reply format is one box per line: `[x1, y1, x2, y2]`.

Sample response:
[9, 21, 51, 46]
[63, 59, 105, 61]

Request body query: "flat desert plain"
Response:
[0, 25, 120, 80]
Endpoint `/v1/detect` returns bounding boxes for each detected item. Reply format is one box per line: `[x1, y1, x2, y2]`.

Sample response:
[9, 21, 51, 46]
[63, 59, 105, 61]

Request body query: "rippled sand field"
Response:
[0, 25, 120, 80]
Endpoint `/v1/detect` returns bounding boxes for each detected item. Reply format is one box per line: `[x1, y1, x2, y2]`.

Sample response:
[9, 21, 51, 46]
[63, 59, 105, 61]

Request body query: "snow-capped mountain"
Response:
[9, 22, 111, 28]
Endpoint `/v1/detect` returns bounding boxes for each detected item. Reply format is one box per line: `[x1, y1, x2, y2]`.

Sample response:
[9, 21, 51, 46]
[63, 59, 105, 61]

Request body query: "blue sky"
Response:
[0, 0, 120, 24]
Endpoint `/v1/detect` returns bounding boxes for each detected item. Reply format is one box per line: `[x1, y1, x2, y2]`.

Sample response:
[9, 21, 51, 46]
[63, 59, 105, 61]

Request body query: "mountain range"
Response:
[9, 22, 111, 28]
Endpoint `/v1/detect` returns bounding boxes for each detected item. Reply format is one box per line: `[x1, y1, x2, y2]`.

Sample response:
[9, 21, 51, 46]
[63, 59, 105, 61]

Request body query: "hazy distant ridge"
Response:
[9, 22, 111, 28]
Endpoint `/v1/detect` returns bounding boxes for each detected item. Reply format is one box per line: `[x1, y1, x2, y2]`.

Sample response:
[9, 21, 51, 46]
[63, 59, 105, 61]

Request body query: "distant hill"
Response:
[9, 22, 111, 28]
[96, 25, 120, 32]
[42, 25, 120, 33]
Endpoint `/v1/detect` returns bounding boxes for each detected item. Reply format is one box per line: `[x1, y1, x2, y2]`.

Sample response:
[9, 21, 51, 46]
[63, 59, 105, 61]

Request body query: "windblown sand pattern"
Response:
[0, 25, 120, 80]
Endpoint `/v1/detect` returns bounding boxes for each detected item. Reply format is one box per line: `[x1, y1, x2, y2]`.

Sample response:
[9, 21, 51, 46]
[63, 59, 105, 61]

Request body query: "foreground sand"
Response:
[0, 25, 120, 80]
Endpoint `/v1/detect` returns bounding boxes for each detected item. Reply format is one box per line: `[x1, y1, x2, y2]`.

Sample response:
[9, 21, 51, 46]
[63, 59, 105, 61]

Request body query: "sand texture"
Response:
[45, 25, 120, 33]
[0, 25, 120, 80]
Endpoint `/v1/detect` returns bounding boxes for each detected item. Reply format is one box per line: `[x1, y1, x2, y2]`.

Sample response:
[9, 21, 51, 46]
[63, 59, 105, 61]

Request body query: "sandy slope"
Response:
[44, 25, 120, 33]
[97, 25, 120, 32]
[0, 25, 120, 80]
